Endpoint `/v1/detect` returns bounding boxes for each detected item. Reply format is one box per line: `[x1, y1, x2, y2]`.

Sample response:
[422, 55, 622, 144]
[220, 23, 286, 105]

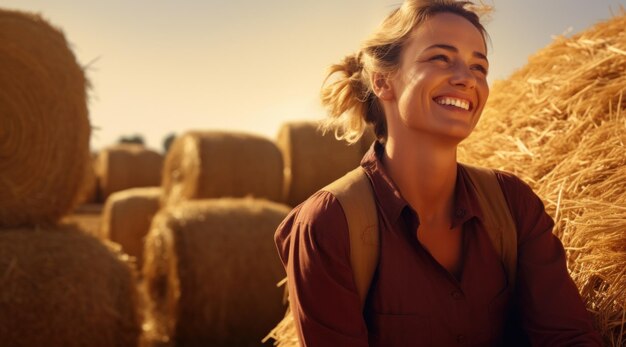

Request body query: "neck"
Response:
[382, 134, 458, 224]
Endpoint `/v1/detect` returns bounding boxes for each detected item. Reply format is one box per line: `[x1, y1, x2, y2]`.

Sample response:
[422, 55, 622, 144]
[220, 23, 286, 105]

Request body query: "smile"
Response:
[434, 96, 472, 111]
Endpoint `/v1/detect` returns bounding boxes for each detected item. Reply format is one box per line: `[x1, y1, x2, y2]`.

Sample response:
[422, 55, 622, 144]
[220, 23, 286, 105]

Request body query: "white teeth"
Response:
[436, 97, 470, 111]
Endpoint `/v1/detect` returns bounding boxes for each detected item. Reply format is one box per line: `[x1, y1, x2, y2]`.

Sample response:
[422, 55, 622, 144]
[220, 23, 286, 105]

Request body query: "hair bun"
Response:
[343, 52, 364, 77]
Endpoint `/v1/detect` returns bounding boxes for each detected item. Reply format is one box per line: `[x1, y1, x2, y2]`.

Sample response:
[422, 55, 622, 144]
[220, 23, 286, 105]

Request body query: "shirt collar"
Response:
[360, 141, 483, 228]
[360, 141, 407, 222]
[451, 164, 484, 228]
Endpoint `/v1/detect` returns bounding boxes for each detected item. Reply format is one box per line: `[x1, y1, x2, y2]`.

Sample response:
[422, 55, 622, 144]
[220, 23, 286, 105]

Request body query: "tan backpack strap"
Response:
[461, 164, 517, 289]
[322, 167, 379, 307]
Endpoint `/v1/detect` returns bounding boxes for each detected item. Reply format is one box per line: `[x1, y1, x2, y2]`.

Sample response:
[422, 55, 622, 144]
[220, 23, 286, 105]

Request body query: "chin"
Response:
[438, 127, 475, 145]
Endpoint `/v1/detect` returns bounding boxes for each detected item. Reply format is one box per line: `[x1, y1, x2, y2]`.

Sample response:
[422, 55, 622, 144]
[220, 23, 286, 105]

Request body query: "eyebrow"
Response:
[424, 44, 488, 62]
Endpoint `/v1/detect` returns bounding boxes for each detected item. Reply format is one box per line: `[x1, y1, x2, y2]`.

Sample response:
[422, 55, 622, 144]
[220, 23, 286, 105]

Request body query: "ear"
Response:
[371, 72, 394, 101]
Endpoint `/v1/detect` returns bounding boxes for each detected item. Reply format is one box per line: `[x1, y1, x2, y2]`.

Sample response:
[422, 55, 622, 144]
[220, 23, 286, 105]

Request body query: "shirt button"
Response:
[457, 334, 466, 343]
[451, 290, 463, 300]
[455, 208, 466, 218]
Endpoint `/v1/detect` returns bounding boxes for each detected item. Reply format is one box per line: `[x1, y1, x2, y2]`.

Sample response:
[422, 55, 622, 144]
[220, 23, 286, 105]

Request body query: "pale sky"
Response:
[4, 0, 626, 152]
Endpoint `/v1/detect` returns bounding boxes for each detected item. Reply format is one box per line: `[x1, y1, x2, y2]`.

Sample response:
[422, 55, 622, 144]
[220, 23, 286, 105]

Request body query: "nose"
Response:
[449, 63, 477, 89]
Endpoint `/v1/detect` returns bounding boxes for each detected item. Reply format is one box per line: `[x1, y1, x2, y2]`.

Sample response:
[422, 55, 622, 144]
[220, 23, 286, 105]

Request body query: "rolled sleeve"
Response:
[275, 191, 369, 347]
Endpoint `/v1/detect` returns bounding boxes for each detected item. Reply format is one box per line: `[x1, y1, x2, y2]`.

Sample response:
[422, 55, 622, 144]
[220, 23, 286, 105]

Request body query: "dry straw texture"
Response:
[161, 131, 284, 206]
[142, 198, 290, 347]
[458, 13, 626, 346]
[277, 121, 375, 207]
[264, 283, 298, 347]
[97, 144, 164, 200]
[0, 9, 90, 227]
[101, 186, 162, 269]
[0, 226, 142, 346]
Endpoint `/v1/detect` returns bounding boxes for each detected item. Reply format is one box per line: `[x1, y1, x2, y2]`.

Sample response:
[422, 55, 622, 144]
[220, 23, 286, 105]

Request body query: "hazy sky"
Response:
[4, 0, 626, 152]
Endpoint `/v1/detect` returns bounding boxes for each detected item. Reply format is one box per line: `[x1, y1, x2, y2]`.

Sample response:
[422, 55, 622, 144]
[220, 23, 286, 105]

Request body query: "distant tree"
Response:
[118, 134, 145, 145]
[163, 133, 176, 154]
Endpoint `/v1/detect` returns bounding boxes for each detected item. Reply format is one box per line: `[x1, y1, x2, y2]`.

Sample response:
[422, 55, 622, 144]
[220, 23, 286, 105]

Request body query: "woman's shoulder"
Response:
[492, 169, 542, 204]
[491, 169, 555, 240]
[460, 165, 542, 210]
[274, 190, 350, 263]
[288, 190, 347, 227]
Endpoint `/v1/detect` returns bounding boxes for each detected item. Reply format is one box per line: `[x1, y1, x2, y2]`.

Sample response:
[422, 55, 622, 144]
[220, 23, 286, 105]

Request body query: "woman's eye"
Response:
[430, 55, 449, 62]
[472, 65, 488, 74]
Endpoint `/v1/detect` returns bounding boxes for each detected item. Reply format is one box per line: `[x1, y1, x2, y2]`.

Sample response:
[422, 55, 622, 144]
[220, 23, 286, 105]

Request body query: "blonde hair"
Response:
[320, 0, 490, 143]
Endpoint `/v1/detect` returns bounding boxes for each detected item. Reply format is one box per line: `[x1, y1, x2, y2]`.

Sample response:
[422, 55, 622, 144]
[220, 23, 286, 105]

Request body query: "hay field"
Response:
[3, 5, 625, 347]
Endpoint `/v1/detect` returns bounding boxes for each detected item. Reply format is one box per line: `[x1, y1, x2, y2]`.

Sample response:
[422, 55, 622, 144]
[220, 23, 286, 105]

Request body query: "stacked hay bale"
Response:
[277, 120, 375, 207]
[101, 187, 162, 269]
[458, 13, 626, 346]
[143, 130, 291, 346]
[161, 131, 284, 205]
[0, 9, 142, 346]
[0, 227, 142, 346]
[143, 199, 290, 347]
[97, 143, 163, 200]
[0, 9, 91, 227]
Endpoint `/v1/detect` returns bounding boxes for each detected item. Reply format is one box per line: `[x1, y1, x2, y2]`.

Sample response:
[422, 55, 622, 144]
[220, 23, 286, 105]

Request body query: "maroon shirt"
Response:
[275, 142, 601, 346]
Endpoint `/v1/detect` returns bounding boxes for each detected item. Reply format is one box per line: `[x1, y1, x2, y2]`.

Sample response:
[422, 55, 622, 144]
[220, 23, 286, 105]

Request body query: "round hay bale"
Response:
[458, 13, 626, 345]
[142, 198, 290, 347]
[97, 144, 163, 200]
[161, 131, 284, 206]
[0, 226, 142, 346]
[277, 120, 374, 207]
[0, 9, 90, 227]
[102, 186, 162, 269]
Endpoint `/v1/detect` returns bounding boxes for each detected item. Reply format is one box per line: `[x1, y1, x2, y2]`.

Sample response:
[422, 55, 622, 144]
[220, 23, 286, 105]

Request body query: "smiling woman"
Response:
[271, 1, 603, 346]
[382, 12, 490, 146]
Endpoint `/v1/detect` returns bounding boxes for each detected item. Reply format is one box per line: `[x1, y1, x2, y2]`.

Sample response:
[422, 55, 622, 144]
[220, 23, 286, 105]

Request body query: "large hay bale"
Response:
[277, 120, 374, 207]
[459, 13, 626, 346]
[142, 198, 290, 347]
[97, 144, 163, 200]
[161, 131, 284, 206]
[0, 226, 142, 346]
[0, 9, 90, 227]
[102, 186, 162, 269]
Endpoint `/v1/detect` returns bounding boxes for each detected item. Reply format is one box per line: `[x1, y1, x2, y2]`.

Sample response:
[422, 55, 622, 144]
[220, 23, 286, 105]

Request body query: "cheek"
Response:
[476, 81, 489, 109]
[480, 78, 489, 97]
[401, 72, 431, 107]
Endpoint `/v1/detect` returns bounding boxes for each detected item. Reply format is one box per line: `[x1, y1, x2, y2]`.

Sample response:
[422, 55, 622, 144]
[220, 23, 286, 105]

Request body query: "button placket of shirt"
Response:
[454, 208, 467, 219]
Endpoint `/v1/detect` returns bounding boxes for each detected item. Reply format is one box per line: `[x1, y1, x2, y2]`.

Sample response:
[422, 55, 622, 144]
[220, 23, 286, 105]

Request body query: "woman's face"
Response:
[386, 12, 489, 143]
